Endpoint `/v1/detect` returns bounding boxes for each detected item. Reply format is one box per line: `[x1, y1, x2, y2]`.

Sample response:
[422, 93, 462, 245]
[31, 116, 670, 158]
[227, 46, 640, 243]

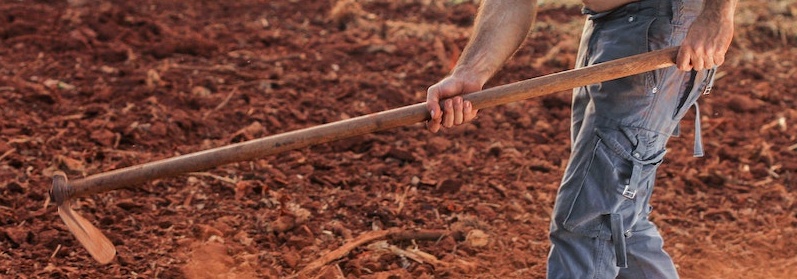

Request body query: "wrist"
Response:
[704, 0, 737, 22]
[450, 66, 491, 87]
[718, 7, 735, 22]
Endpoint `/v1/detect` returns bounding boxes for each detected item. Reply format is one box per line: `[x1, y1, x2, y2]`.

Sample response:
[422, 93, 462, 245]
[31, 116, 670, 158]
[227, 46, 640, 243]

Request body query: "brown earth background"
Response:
[1, 0, 796, 278]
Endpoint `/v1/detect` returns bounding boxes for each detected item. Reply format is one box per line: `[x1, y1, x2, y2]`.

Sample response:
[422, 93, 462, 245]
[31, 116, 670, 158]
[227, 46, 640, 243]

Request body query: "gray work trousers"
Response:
[547, 0, 716, 278]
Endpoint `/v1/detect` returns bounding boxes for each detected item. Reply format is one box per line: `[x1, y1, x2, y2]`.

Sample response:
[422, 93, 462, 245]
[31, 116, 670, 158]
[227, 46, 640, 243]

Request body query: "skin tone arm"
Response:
[677, 0, 737, 71]
[426, 0, 537, 133]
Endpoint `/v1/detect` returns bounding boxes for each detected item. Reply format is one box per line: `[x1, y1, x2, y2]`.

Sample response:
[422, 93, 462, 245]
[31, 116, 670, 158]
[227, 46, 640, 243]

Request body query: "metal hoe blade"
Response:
[53, 172, 116, 264]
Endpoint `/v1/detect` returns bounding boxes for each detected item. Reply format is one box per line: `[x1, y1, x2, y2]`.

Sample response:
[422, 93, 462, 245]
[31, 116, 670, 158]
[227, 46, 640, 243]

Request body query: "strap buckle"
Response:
[622, 185, 637, 199]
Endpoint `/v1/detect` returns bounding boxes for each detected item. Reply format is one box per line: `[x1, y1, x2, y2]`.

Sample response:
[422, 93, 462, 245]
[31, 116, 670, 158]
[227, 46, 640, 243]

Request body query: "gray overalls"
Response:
[547, 0, 716, 278]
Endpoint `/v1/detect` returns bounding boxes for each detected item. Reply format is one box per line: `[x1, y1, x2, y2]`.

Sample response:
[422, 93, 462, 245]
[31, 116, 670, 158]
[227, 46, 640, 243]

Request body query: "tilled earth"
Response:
[1, 0, 796, 278]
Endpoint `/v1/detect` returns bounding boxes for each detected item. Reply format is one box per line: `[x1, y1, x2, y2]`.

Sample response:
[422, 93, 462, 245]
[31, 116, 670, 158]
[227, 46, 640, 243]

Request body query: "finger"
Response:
[426, 110, 441, 133]
[703, 51, 716, 70]
[691, 54, 705, 71]
[453, 97, 464, 125]
[713, 50, 726, 67]
[676, 48, 693, 71]
[463, 101, 478, 122]
[443, 99, 454, 128]
[426, 120, 441, 133]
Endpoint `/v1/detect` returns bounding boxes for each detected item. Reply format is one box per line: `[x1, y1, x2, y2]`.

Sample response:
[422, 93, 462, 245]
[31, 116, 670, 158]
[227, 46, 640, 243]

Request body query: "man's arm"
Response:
[677, 0, 738, 71]
[426, 0, 537, 133]
[451, 0, 537, 85]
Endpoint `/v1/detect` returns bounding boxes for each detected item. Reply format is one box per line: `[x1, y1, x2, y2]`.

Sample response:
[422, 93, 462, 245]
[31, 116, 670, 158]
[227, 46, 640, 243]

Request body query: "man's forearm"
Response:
[701, 0, 737, 21]
[452, 0, 537, 85]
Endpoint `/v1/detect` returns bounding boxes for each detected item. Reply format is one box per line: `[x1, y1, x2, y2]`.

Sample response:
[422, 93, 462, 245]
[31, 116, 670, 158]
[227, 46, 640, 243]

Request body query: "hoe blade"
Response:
[53, 173, 116, 264]
[57, 202, 116, 264]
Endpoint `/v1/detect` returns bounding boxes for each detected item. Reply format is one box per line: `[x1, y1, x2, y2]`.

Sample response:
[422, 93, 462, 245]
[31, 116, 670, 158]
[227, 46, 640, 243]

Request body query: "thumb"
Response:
[427, 77, 476, 120]
[426, 84, 448, 120]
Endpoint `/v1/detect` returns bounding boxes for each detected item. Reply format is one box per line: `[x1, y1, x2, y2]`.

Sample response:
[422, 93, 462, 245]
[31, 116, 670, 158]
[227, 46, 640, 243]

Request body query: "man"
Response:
[425, 0, 736, 278]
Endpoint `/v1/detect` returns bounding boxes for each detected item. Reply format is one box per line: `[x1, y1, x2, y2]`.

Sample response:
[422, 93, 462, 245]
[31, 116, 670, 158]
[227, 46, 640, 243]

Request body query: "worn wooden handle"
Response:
[464, 47, 678, 109]
[59, 47, 678, 199]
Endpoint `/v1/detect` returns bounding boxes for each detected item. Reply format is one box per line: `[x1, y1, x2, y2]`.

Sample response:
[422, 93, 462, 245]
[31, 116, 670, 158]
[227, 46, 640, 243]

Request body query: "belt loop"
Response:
[610, 214, 628, 268]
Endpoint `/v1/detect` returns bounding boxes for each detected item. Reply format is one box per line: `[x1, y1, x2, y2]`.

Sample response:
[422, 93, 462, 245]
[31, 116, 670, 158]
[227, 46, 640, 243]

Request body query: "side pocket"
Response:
[647, 14, 673, 95]
[672, 68, 716, 120]
[589, 16, 658, 99]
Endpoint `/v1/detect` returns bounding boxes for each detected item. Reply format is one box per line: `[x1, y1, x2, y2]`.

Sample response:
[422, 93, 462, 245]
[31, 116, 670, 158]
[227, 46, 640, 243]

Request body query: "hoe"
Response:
[50, 47, 680, 264]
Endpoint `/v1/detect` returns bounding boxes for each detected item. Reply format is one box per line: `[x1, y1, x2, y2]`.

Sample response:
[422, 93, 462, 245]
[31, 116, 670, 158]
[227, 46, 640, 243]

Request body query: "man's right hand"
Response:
[424, 0, 537, 133]
[425, 72, 483, 133]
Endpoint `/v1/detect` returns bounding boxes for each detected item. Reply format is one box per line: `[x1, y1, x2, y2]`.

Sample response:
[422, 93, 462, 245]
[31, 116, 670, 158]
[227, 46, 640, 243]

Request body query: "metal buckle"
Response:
[622, 185, 637, 199]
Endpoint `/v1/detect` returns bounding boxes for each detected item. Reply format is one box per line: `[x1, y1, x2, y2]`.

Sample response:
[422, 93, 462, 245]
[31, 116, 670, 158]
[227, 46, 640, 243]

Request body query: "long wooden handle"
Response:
[59, 47, 678, 200]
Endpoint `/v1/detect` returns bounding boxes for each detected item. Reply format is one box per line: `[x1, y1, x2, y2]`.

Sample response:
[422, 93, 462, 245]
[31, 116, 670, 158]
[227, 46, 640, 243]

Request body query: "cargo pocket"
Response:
[562, 127, 666, 241]
[561, 127, 667, 267]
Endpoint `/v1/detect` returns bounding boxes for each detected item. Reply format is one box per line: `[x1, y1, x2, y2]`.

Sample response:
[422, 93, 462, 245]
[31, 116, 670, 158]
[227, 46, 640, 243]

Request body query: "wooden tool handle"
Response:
[62, 47, 678, 199]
